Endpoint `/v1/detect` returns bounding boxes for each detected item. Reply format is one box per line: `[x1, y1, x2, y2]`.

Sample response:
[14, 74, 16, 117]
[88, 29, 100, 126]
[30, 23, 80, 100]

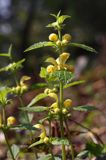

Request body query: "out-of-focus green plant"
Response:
[0, 11, 105, 160]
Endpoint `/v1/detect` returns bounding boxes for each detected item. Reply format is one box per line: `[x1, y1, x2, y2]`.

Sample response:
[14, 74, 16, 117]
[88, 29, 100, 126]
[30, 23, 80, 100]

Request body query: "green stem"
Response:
[64, 120, 74, 160]
[3, 130, 15, 160]
[48, 120, 55, 160]
[58, 29, 62, 40]
[2, 106, 6, 125]
[59, 81, 66, 160]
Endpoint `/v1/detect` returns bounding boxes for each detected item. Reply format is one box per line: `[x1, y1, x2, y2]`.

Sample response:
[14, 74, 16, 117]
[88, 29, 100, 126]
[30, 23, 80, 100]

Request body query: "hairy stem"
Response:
[64, 119, 74, 160]
[3, 130, 15, 160]
[59, 81, 66, 160]
[2, 106, 6, 125]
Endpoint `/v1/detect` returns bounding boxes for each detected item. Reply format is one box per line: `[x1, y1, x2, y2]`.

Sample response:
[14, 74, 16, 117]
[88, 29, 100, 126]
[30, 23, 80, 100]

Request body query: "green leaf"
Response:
[49, 70, 74, 84]
[0, 44, 12, 58]
[77, 150, 89, 158]
[20, 106, 48, 112]
[73, 105, 97, 112]
[58, 15, 71, 24]
[86, 142, 103, 156]
[10, 124, 35, 131]
[24, 41, 55, 52]
[69, 43, 97, 53]
[0, 53, 10, 57]
[64, 80, 85, 89]
[39, 67, 47, 78]
[8, 144, 20, 159]
[45, 57, 57, 65]
[27, 93, 48, 107]
[29, 140, 43, 148]
[31, 83, 47, 89]
[38, 154, 52, 160]
[51, 137, 69, 145]
[46, 22, 58, 28]
[0, 59, 25, 72]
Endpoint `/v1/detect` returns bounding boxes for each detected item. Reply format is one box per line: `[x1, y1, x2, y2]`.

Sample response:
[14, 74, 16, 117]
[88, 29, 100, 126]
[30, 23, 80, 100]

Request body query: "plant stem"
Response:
[64, 119, 74, 160]
[48, 120, 55, 160]
[3, 130, 15, 160]
[2, 106, 6, 125]
[59, 81, 66, 160]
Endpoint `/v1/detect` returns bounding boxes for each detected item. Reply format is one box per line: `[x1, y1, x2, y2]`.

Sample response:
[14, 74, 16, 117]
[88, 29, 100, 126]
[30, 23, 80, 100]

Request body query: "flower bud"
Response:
[64, 99, 73, 108]
[62, 108, 68, 114]
[56, 40, 61, 46]
[62, 34, 72, 41]
[7, 116, 16, 126]
[49, 33, 58, 42]
[62, 39, 69, 45]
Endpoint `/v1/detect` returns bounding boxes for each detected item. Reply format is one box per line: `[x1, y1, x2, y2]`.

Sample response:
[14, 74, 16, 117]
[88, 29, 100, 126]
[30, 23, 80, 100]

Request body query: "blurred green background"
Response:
[0, 0, 106, 77]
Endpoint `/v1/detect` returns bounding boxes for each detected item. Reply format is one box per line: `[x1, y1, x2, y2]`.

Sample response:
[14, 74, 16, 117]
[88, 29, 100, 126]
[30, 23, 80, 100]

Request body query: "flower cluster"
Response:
[46, 52, 74, 74]
[11, 76, 30, 95]
[49, 33, 72, 46]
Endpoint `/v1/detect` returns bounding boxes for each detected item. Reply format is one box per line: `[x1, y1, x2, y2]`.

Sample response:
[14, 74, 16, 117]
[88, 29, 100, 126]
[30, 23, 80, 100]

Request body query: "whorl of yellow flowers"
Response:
[46, 52, 74, 74]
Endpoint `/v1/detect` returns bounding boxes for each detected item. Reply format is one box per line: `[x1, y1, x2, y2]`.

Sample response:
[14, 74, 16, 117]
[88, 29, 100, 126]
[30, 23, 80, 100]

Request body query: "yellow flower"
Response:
[59, 52, 70, 63]
[48, 93, 58, 102]
[62, 34, 72, 41]
[20, 76, 31, 86]
[47, 65, 56, 73]
[54, 108, 60, 114]
[49, 33, 58, 42]
[64, 99, 73, 108]
[43, 136, 49, 143]
[7, 116, 16, 126]
[50, 102, 58, 109]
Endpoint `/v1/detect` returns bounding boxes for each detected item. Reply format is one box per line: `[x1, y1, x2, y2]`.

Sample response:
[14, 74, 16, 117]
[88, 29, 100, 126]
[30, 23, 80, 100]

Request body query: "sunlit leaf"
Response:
[20, 106, 48, 112]
[45, 57, 57, 65]
[73, 105, 97, 112]
[24, 41, 55, 52]
[27, 93, 48, 107]
[46, 22, 57, 28]
[58, 15, 71, 24]
[39, 67, 47, 78]
[69, 43, 97, 53]
[64, 80, 85, 89]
